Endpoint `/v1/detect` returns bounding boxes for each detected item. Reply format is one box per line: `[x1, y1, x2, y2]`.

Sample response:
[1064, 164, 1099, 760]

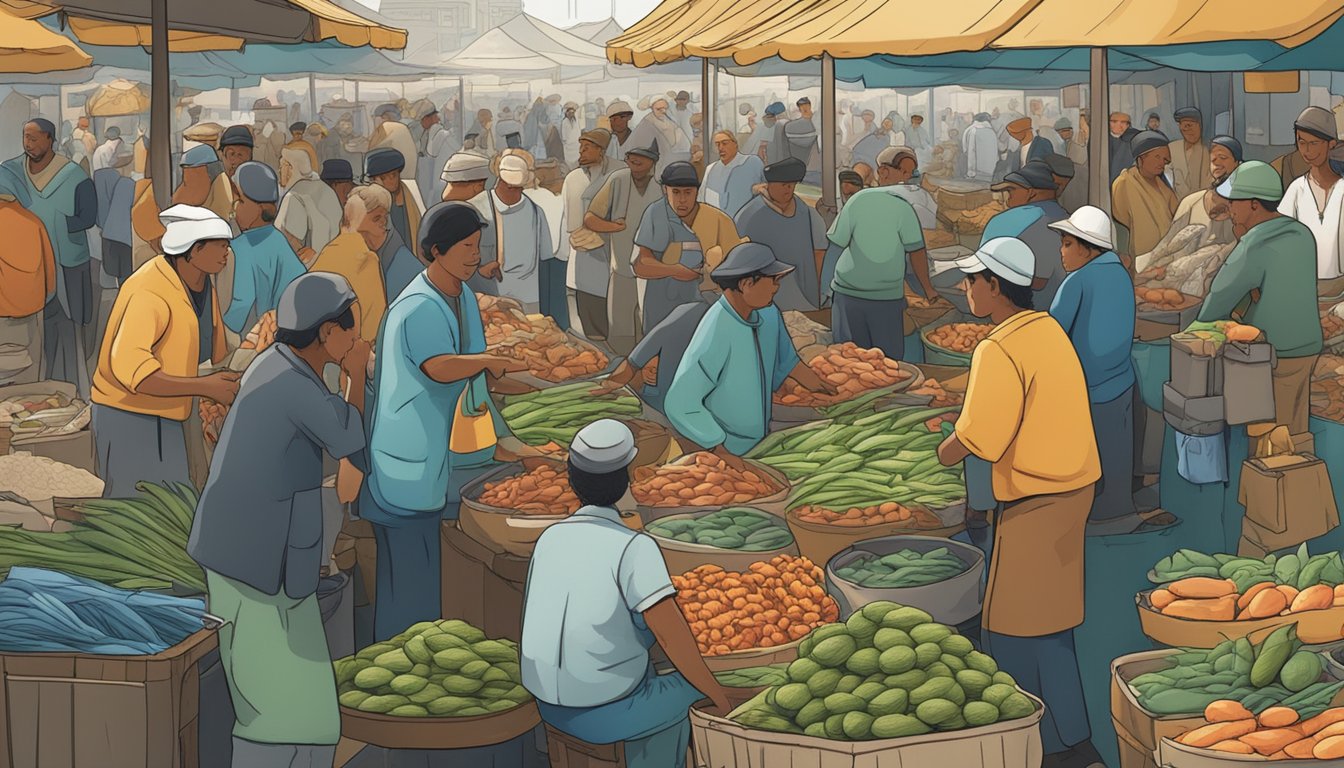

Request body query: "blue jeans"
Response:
[982, 629, 1090, 755]
[831, 293, 906, 361]
[369, 513, 441, 643]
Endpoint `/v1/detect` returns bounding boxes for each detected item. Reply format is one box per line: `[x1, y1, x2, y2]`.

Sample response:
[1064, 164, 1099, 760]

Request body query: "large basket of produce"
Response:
[479, 295, 610, 384]
[0, 450, 104, 517]
[825, 537, 984, 626]
[920, 320, 994, 366]
[692, 600, 1043, 768]
[1321, 305, 1344, 354]
[1158, 694, 1344, 765]
[0, 386, 89, 446]
[631, 452, 791, 521]
[673, 556, 840, 671]
[1312, 355, 1344, 422]
[334, 619, 540, 749]
[1138, 547, 1344, 647]
[646, 507, 798, 573]
[772, 343, 923, 426]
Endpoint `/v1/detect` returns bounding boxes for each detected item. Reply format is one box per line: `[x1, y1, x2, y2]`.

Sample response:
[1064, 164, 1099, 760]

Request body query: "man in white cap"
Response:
[1046, 207, 1137, 528]
[275, 146, 343, 265]
[91, 205, 241, 498]
[521, 419, 731, 763]
[476, 153, 554, 315]
[630, 97, 689, 168]
[562, 129, 616, 337]
[1279, 107, 1344, 280]
[605, 100, 635, 163]
[936, 235, 1102, 768]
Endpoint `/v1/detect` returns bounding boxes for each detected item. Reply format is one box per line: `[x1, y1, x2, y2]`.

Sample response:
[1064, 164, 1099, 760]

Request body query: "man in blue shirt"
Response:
[225, 162, 307, 334]
[1048, 207, 1137, 527]
[699, 130, 765, 219]
[982, 160, 1070, 309]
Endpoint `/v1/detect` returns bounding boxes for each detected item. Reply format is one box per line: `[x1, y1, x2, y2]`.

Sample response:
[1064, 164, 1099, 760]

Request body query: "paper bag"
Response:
[1237, 453, 1339, 557]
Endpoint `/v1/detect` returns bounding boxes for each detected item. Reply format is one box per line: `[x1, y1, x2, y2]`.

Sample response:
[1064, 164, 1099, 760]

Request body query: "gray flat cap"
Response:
[180, 144, 219, 168]
[711, 242, 795, 280]
[1042, 153, 1075, 179]
[1173, 107, 1202, 123]
[569, 419, 637, 474]
[1295, 106, 1337, 141]
[277, 272, 358, 333]
[660, 161, 699, 188]
[1053, 118, 1072, 131]
[1130, 130, 1169, 159]
[234, 161, 279, 204]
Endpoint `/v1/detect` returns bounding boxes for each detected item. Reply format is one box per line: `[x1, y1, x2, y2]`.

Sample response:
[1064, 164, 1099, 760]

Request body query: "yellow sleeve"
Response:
[955, 340, 1025, 463]
[110, 291, 171, 391]
[1111, 175, 1132, 229]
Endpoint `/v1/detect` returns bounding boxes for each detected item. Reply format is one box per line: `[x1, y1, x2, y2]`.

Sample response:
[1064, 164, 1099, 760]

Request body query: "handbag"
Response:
[449, 375, 498, 454]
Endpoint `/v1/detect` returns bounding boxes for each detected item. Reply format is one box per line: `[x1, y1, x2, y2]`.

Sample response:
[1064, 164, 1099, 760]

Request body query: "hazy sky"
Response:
[351, 0, 660, 27]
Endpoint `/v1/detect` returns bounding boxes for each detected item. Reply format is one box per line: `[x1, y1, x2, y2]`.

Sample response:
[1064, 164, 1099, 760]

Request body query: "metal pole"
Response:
[309, 73, 318, 122]
[150, 0, 171, 208]
[1087, 47, 1111, 212]
[701, 57, 713, 163]
[459, 76, 467, 147]
[820, 54, 837, 223]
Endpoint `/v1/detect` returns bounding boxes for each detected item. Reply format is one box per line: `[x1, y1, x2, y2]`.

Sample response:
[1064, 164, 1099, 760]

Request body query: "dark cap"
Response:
[420, 201, 490, 257]
[764, 102, 786, 117]
[711, 242, 795, 280]
[276, 272, 358, 333]
[320, 159, 354, 182]
[763, 157, 806, 183]
[796, 96, 811, 106]
[675, 90, 691, 101]
[364, 147, 405, 179]
[1130, 130, 1169, 159]
[1042, 153, 1074, 179]
[1173, 107, 1202, 123]
[1211, 135, 1244, 163]
[838, 170, 864, 186]
[991, 160, 1058, 191]
[660, 161, 699, 188]
[220, 124, 254, 149]
[234, 161, 279, 204]
[289, 121, 307, 133]
[626, 141, 660, 162]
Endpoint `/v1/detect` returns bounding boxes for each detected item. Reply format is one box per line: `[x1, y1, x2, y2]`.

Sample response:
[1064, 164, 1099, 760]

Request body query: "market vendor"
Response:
[664, 243, 837, 458]
[188, 272, 369, 768]
[224, 162, 306, 335]
[594, 287, 719, 414]
[1168, 135, 1241, 248]
[935, 236, 1103, 767]
[733, 157, 829, 312]
[1047, 207, 1138, 527]
[91, 205, 241, 498]
[521, 419, 730, 766]
[1112, 130, 1178, 262]
[361, 202, 526, 641]
[1197, 161, 1323, 434]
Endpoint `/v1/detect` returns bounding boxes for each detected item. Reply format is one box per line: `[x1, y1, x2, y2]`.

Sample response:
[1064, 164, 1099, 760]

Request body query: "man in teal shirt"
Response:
[665, 243, 836, 458]
[1198, 161, 1322, 433]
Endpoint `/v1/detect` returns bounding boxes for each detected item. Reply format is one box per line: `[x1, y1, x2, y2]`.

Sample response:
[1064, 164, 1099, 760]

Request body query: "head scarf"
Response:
[160, 205, 232, 255]
[281, 147, 319, 189]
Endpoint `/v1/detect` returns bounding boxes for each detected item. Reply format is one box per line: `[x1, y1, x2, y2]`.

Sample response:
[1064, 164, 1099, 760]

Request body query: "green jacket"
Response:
[1197, 216, 1322, 358]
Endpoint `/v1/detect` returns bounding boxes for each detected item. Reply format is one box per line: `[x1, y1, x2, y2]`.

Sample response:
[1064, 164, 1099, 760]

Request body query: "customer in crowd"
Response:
[982, 160, 1070, 308]
[309, 186, 391, 344]
[1108, 112, 1140, 185]
[562, 129, 615, 337]
[219, 125, 254, 179]
[1270, 106, 1344, 191]
[276, 147, 343, 265]
[1055, 119, 1089, 213]
[364, 147, 424, 259]
[878, 146, 938, 227]
[734, 157, 828, 312]
[605, 101, 636, 163]
[595, 286, 719, 416]
[1279, 107, 1344, 281]
[1168, 135, 1241, 248]
[481, 153, 555, 315]
[937, 235, 1103, 768]
[700, 131, 765, 219]
[1168, 108, 1212, 200]
[0, 166, 51, 386]
[320, 159, 355, 209]
[1112, 131, 1177, 262]
[999, 116, 1053, 180]
[224, 162, 306, 335]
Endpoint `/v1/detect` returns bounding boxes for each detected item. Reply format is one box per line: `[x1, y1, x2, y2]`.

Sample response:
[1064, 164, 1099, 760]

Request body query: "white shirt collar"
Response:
[492, 189, 527, 212]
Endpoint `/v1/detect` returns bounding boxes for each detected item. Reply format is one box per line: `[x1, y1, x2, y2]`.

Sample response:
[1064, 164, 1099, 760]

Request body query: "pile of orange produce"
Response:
[241, 310, 278, 352]
[478, 295, 607, 381]
[200, 399, 229, 445]
[1148, 577, 1344, 622]
[1313, 356, 1344, 421]
[907, 378, 964, 407]
[794, 502, 915, 527]
[1137, 287, 1195, 310]
[1174, 701, 1344, 760]
[477, 463, 580, 515]
[631, 452, 780, 507]
[926, 323, 993, 354]
[922, 228, 957, 250]
[774, 343, 911, 406]
[1322, 304, 1344, 340]
[673, 556, 840, 655]
[943, 200, 1005, 233]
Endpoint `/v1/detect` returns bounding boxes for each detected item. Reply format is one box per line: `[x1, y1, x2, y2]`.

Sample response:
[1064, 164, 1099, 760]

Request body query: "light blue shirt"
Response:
[1049, 251, 1137, 404]
[699, 152, 765, 219]
[664, 296, 800, 455]
[520, 506, 676, 708]
[224, 225, 307, 334]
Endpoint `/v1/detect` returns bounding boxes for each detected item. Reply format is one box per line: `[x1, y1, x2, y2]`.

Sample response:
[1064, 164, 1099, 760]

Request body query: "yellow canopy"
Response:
[289, 0, 406, 50]
[0, 5, 90, 72]
[610, 0, 1344, 66]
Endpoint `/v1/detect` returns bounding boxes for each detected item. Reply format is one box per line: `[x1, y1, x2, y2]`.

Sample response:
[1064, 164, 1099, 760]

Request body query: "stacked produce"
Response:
[1174, 701, 1344, 759]
[200, 399, 229, 445]
[775, 343, 911, 406]
[716, 664, 791, 689]
[0, 482, 204, 592]
[673, 556, 840, 655]
[794, 503, 916, 528]
[240, 310, 278, 352]
[925, 323, 993, 355]
[646, 508, 794, 551]
[0, 451, 104, 500]
[921, 229, 957, 250]
[782, 310, 831, 351]
[1313, 355, 1344, 421]
[630, 452, 781, 508]
[727, 600, 1035, 738]
[906, 379, 963, 407]
[0, 567, 205, 654]
[1322, 303, 1344, 340]
[334, 619, 532, 718]
[0, 390, 89, 442]
[1179, 320, 1263, 350]
[833, 548, 968, 589]
[1137, 286, 1198, 311]
[942, 200, 1005, 233]
[500, 383, 641, 447]
[477, 464, 579, 515]
[1147, 546, 1344, 621]
[479, 295, 607, 381]
[1129, 625, 1343, 718]
[750, 406, 964, 515]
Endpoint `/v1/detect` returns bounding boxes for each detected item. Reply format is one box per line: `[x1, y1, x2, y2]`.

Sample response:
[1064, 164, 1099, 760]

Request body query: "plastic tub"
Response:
[787, 504, 967, 569]
[825, 535, 985, 625]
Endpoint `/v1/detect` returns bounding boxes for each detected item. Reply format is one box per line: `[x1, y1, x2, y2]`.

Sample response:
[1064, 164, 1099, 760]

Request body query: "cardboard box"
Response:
[1238, 453, 1340, 557]
[1222, 342, 1276, 425]
[1162, 382, 1225, 436]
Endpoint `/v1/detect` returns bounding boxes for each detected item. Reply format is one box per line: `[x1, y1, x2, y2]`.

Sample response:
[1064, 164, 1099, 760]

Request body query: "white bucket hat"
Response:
[1047, 205, 1115, 251]
[953, 237, 1036, 287]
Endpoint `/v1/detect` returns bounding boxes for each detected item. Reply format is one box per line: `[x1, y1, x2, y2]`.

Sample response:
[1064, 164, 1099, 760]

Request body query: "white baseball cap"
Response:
[1047, 205, 1115, 251]
[953, 237, 1036, 287]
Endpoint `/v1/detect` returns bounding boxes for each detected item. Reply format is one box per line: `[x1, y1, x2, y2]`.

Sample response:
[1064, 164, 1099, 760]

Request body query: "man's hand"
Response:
[199, 371, 241, 405]
[483, 355, 527, 379]
[297, 247, 318, 268]
[611, 219, 626, 232]
[811, 377, 840, 396]
[479, 261, 503, 281]
[341, 338, 372, 378]
[590, 377, 626, 396]
[672, 265, 701, 282]
[705, 685, 733, 718]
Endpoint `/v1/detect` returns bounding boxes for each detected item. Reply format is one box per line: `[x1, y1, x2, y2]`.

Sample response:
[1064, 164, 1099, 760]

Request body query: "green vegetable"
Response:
[646, 508, 793, 552]
[834, 548, 968, 589]
[1251, 624, 1299, 688]
[500, 383, 642, 445]
[1280, 651, 1323, 693]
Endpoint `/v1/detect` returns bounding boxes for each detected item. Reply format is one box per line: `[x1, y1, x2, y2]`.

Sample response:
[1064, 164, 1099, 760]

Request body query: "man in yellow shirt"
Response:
[309, 185, 389, 344]
[936, 236, 1102, 768]
[92, 205, 241, 497]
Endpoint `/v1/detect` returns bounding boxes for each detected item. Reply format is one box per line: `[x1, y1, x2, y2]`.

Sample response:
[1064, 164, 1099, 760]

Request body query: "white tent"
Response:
[566, 18, 624, 46]
[441, 14, 607, 82]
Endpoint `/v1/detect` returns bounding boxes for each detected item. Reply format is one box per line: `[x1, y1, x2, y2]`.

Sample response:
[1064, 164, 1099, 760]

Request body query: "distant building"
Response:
[381, 0, 522, 60]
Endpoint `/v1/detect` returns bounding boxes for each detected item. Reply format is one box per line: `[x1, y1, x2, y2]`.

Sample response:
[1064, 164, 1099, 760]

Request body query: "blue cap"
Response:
[364, 147, 405, 179]
[992, 160, 1057, 191]
[234, 162, 279, 204]
[276, 272, 358, 333]
[181, 145, 219, 168]
[220, 125, 254, 148]
[711, 242, 795, 280]
[321, 159, 353, 182]
[764, 102, 786, 117]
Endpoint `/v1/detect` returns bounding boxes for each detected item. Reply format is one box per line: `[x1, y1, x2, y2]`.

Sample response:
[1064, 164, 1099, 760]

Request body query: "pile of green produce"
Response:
[748, 406, 963, 512]
[646, 508, 794, 551]
[500, 383, 642, 446]
[834, 548, 968, 589]
[728, 601, 1034, 739]
[335, 620, 532, 718]
[1152, 545, 1344, 592]
[0, 481, 204, 592]
[715, 664, 790, 689]
[1130, 623, 1344, 717]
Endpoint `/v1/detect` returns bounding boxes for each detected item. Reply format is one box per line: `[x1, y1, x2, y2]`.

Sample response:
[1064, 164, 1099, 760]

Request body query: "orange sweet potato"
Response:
[1202, 701, 1253, 723]
[1162, 595, 1237, 621]
[1316, 735, 1344, 759]
[1277, 585, 1300, 604]
[1239, 582, 1277, 611]
[1240, 728, 1303, 756]
[1284, 737, 1319, 759]
[1208, 739, 1255, 755]
[1291, 584, 1335, 613]
[1179, 719, 1257, 748]
[1150, 589, 1176, 610]
[1168, 577, 1238, 599]
[1297, 708, 1344, 737]
[1258, 707, 1300, 729]
[1246, 588, 1290, 620]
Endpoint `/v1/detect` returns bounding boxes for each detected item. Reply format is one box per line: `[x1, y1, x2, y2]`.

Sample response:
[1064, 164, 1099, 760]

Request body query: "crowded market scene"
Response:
[10, 0, 1344, 767]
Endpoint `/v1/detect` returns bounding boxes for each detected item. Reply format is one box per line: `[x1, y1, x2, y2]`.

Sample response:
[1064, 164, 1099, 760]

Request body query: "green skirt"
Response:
[206, 571, 340, 745]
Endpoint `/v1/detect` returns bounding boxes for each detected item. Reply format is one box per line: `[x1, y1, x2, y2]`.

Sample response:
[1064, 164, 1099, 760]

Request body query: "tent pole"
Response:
[460, 76, 466, 147]
[150, 0, 171, 209]
[701, 57, 713, 162]
[1087, 47, 1110, 212]
[309, 73, 318, 122]
[820, 53, 837, 224]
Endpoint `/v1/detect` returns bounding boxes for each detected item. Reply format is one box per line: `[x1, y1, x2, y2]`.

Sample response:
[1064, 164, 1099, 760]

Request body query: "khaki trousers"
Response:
[1273, 355, 1317, 435]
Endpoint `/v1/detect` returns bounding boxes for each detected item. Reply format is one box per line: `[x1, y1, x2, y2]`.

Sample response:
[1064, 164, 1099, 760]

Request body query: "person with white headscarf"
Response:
[275, 146, 343, 265]
[90, 205, 241, 498]
[629, 97, 690, 168]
